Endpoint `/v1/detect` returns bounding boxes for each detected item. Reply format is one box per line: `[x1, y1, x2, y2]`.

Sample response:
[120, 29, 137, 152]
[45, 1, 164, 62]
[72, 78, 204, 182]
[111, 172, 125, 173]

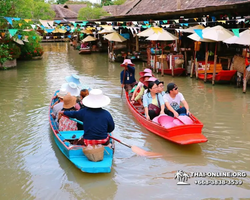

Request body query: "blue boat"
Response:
[49, 90, 115, 173]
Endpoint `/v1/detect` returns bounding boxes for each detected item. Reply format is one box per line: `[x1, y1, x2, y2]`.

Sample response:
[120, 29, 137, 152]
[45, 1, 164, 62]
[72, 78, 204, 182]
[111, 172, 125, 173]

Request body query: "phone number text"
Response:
[194, 179, 243, 185]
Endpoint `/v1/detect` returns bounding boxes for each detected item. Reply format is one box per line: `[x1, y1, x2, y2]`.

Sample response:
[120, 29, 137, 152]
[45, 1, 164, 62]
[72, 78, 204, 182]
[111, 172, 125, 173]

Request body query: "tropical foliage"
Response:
[0, 44, 12, 65]
[78, 6, 110, 20]
[18, 31, 43, 59]
[113, 0, 126, 5]
[0, 0, 55, 20]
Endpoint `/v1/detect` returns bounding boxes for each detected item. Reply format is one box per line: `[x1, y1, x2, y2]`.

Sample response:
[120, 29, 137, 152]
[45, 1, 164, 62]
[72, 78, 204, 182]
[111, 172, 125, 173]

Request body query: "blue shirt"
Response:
[64, 108, 115, 140]
[120, 65, 136, 84]
[143, 92, 165, 108]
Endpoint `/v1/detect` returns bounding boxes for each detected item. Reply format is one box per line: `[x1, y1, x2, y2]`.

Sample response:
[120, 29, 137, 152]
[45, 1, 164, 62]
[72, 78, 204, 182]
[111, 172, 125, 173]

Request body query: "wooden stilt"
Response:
[204, 51, 209, 82]
[184, 51, 187, 75]
[161, 56, 164, 76]
[212, 43, 218, 85]
[190, 56, 194, 78]
[243, 69, 247, 93]
[136, 36, 139, 52]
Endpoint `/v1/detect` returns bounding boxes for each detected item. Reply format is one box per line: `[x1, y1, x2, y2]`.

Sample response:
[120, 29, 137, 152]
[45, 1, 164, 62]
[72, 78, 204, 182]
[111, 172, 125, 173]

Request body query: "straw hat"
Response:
[63, 93, 76, 109]
[82, 89, 110, 108]
[120, 59, 135, 67]
[57, 88, 68, 98]
[139, 68, 152, 77]
[61, 82, 80, 96]
[65, 74, 81, 85]
[139, 72, 152, 83]
[143, 77, 157, 87]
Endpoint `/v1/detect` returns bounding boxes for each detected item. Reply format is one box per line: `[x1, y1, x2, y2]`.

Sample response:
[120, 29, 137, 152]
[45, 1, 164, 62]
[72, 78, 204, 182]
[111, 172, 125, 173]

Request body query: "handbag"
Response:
[148, 94, 161, 115]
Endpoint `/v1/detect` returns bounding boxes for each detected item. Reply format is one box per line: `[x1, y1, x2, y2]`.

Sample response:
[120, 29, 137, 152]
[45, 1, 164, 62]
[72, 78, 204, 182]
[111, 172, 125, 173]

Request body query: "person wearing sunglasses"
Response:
[163, 83, 190, 118]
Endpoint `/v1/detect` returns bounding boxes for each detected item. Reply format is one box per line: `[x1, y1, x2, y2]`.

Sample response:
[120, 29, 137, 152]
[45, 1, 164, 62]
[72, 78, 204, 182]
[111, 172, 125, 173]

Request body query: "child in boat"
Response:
[120, 59, 136, 92]
[131, 72, 152, 104]
[59, 89, 115, 146]
[133, 77, 157, 103]
[78, 89, 89, 109]
[58, 93, 78, 131]
[143, 81, 165, 120]
[51, 89, 68, 122]
[163, 83, 190, 118]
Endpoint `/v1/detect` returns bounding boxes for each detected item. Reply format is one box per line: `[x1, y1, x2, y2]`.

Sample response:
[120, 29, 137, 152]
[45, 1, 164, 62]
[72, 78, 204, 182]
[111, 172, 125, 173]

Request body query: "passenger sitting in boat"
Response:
[51, 88, 68, 123]
[143, 81, 165, 120]
[163, 83, 190, 118]
[78, 89, 89, 109]
[120, 59, 136, 92]
[60, 82, 81, 110]
[60, 89, 114, 146]
[51, 88, 67, 109]
[131, 72, 152, 104]
[58, 94, 78, 131]
[155, 80, 165, 96]
[134, 77, 157, 103]
[131, 68, 152, 101]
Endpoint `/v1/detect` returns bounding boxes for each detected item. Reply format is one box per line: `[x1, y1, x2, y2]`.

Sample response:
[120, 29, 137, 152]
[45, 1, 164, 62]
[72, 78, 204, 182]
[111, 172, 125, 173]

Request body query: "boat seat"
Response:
[59, 130, 83, 140]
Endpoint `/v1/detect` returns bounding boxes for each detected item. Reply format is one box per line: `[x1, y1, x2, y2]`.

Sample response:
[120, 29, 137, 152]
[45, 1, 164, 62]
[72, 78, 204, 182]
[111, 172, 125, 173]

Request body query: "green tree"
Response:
[78, 6, 110, 20]
[0, 1, 15, 17]
[101, 0, 113, 6]
[57, 0, 67, 4]
[0, 44, 12, 65]
[113, 0, 126, 5]
[14, 0, 55, 19]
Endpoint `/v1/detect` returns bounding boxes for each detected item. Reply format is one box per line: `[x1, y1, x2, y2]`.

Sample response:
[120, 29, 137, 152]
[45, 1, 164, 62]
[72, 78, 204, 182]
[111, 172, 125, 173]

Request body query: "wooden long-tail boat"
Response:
[79, 48, 91, 54]
[158, 68, 185, 76]
[49, 90, 114, 173]
[198, 70, 237, 83]
[125, 92, 207, 145]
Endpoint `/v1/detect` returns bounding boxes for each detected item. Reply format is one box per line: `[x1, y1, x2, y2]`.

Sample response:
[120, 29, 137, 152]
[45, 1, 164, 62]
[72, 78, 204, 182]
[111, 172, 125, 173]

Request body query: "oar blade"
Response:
[131, 146, 162, 158]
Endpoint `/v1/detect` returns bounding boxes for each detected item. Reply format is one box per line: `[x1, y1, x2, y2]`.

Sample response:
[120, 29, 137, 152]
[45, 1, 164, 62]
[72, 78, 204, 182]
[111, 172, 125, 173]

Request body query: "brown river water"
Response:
[0, 42, 250, 200]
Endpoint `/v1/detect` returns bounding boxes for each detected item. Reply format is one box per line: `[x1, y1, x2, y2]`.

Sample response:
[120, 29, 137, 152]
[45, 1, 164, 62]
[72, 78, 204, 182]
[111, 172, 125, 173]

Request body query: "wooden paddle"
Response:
[66, 117, 161, 157]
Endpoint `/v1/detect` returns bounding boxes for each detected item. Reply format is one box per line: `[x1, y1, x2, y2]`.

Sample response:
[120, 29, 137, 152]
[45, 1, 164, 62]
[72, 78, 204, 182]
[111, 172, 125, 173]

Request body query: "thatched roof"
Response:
[127, 0, 250, 15]
[100, 0, 250, 20]
[51, 4, 87, 20]
[103, 0, 141, 15]
[63, 4, 87, 13]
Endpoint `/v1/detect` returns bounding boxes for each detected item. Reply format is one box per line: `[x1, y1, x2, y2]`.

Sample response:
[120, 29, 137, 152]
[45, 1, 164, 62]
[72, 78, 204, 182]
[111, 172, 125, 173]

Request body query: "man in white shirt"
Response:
[163, 83, 190, 118]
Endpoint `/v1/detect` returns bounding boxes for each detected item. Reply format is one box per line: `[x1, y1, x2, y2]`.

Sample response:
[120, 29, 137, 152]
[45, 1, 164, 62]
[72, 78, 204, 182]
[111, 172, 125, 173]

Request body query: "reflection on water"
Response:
[0, 42, 249, 199]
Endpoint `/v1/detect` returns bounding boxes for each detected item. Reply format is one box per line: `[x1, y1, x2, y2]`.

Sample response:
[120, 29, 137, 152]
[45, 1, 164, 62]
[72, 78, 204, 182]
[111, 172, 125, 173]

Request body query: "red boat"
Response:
[157, 68, 185, 76]
[125, 92, 207, 145]
[198, 70, 237, 83]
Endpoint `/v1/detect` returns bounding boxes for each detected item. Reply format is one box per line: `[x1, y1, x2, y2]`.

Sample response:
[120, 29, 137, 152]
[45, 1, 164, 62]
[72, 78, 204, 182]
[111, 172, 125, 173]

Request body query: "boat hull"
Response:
[157, 68, 185, 76]
[125, 92, 207, 145]
[49, 90, 114, 173]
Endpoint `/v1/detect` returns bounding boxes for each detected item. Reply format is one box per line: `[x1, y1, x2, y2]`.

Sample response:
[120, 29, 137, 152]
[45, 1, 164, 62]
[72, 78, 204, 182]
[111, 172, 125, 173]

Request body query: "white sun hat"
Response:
[57, 88, 68, 98]
[82, 89, 110, 108]
[60, 82, 80, 97]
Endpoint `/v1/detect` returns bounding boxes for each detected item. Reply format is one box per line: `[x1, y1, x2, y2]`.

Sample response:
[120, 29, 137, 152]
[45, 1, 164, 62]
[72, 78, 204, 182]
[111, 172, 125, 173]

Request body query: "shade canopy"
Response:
[137, 26, 162, 37]
[98, 28, 116, 34]
[81, 35, 97, 43]
[81, 29, 93, 34]
[202, 25, 234, 41]
[188, 27, 214, 42]
[145, 30, 178, 41]
[182, 25, 205, 33]
[223, 29, 250, 46]
[103, 32, 127, 42]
